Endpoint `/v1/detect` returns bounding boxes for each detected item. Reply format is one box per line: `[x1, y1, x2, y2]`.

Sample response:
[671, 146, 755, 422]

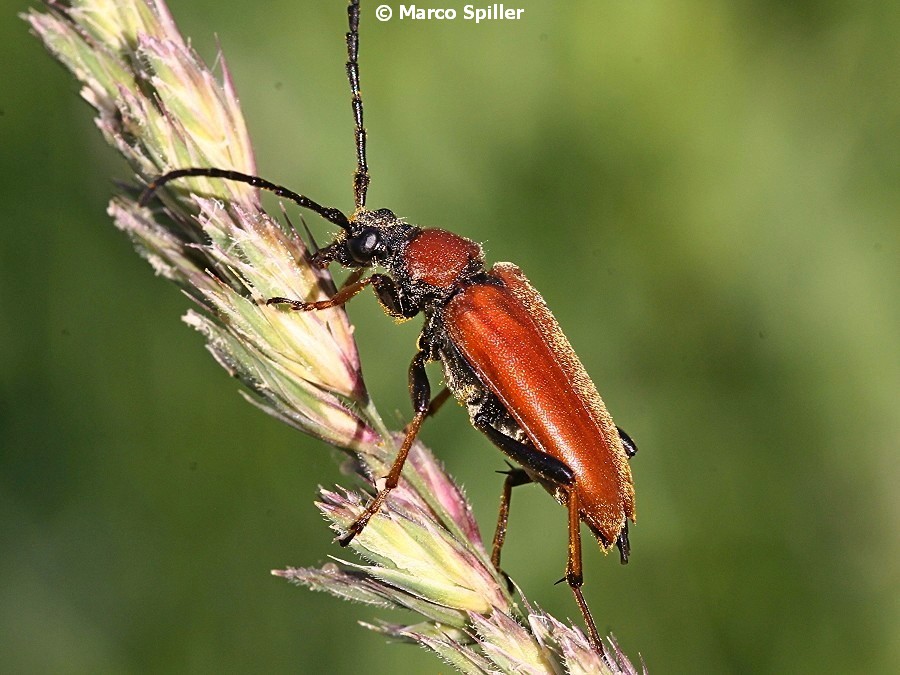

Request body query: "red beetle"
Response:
[142, 0, 637, 654]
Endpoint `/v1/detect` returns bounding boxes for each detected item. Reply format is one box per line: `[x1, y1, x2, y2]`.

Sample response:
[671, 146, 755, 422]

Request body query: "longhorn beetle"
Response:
[140, 0, 637, 656]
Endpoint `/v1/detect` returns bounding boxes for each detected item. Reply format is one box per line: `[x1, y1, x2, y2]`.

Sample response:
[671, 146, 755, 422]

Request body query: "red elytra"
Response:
[444, 261, 636, 547]
[139, 0, 639, 658]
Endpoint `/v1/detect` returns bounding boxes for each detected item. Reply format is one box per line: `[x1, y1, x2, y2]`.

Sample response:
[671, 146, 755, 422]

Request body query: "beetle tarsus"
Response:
[337, 501, 381, 547]
[266, 296, 309, 311]
[572, 585, 606, 658]
[565, 489, 606, 658]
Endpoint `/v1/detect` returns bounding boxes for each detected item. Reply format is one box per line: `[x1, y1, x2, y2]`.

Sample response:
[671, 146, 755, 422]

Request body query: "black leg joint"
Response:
[497, 466, 532, 487]
[408, 352, 431, 414]
[566, 570, 584, 589]
[473, 408, 574, 487]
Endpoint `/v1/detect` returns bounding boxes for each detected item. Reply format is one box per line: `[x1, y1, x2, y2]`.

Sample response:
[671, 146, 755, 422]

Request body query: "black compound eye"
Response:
[347, 228, 383, 264]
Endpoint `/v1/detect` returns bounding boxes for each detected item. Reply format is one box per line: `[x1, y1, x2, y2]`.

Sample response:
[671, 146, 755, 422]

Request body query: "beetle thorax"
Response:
[402, 228, 484, 290]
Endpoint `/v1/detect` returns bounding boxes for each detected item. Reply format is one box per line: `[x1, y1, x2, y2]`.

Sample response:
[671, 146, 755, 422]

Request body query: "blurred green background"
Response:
[3, 0, 898, 672]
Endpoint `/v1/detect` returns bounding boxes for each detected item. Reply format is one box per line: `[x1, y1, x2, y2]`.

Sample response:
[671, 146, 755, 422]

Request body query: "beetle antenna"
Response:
[138, 167, 351, 231]
[346, 0, 369, 210]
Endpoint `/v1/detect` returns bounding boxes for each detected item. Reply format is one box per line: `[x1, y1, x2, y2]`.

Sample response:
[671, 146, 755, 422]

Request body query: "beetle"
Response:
[140, 0, 637, 655]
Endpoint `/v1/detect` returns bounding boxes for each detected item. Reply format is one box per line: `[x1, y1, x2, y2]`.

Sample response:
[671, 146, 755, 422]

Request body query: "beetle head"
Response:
[313, 208, 417, 270]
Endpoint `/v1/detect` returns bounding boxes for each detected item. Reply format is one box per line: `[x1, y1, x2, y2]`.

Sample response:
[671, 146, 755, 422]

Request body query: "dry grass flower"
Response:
[27, 1, 644, 671]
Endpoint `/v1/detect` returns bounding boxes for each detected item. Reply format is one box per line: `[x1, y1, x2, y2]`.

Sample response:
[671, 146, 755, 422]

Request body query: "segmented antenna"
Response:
[346, 0, 370, 210]
[138, 167, 350, 231]
[139, 3, 369, 228]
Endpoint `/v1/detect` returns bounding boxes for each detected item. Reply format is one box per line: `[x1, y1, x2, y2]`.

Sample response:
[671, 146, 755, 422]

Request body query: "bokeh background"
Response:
[3, 0, 898, 672]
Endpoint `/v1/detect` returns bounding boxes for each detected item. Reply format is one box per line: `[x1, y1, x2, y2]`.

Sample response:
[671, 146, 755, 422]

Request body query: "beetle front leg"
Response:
[267, 268, 371, 311]
[268, 271, 423, 317]
[337, 350, 432, 546]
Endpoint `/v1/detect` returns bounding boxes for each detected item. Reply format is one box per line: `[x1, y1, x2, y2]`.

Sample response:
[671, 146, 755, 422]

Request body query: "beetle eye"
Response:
[347, 228, 383, 264]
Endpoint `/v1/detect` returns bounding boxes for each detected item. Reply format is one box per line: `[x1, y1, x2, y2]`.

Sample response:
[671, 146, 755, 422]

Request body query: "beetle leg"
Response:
[616, 520, 631, 564]
[565, 487, 605, 657]
[473, 408, 607, 657]
[617, 426, 638, 458]
[369, 274, 421, 319]
[490, 467, 531, 569]
[267, 272, 423, 317]
[337, 350, 431, 546]
[472, 409, 574, 487]
[267, 268, 370, 311]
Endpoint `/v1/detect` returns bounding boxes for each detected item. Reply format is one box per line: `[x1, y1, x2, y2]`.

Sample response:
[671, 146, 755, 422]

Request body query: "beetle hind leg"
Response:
[471, 407, 574, 487]
[471, 407, 607, 657]
[564, 487, 607, 657]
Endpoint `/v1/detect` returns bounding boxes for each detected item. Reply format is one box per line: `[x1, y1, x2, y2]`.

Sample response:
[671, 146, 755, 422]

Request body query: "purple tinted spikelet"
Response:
[28, 1, 644, 671]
